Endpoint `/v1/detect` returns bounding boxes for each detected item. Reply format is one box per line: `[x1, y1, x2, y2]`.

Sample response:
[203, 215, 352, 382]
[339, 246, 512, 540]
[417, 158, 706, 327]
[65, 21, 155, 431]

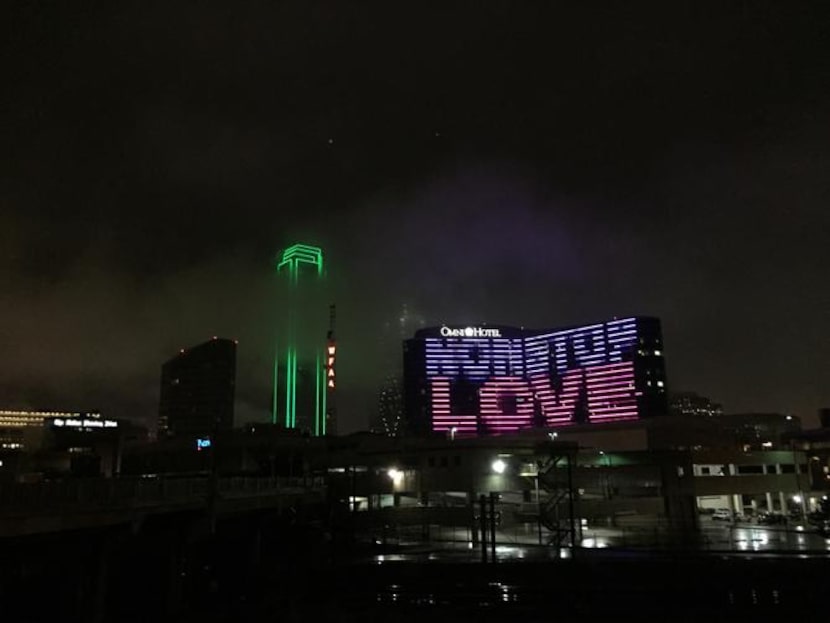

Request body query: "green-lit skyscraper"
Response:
[272, 243, 333, 436]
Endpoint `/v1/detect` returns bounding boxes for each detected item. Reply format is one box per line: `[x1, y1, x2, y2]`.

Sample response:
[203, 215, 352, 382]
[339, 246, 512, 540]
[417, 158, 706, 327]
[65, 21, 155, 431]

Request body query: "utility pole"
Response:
[489, 492, 497, 563]
[479, 494, 488, 563]
[325, 303, 337, 436]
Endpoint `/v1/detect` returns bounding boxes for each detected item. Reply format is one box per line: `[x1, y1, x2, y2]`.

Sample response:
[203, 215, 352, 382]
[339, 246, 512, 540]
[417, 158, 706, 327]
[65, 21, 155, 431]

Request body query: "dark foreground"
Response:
[2, 517, 828, 623]
[265, 555, 828, 623]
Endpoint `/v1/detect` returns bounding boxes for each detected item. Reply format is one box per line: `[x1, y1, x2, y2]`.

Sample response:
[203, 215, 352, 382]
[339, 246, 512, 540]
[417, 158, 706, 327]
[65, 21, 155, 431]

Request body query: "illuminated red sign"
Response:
[326, 342, 336, 389]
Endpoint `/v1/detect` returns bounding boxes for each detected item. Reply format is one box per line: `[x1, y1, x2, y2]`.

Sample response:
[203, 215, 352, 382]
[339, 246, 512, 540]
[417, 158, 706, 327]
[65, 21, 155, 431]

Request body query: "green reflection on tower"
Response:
[273, 244, 326, 434]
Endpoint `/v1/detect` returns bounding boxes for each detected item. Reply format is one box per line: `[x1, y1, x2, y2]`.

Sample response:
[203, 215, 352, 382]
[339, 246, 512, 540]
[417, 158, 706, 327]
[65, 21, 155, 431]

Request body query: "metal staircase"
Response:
[536, 444, 577, 550]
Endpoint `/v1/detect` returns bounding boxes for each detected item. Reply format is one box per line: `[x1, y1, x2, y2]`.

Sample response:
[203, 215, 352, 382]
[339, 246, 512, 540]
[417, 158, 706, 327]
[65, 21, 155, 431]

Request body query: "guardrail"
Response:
[0, 475, 323, 514]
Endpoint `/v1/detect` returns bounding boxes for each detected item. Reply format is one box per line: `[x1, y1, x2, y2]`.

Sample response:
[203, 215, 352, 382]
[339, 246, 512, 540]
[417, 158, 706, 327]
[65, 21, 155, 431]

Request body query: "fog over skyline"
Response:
[2, 3, 828, 430]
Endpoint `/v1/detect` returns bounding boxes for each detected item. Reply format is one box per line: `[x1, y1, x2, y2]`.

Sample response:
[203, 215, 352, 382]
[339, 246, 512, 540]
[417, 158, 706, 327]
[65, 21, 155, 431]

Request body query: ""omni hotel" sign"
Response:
[439, 326, 502, 338]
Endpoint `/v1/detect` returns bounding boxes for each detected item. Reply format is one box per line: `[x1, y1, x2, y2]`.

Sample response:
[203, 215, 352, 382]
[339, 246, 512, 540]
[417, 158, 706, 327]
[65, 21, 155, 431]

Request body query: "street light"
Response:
[387, 467, 403, 486]
[491, 459, 507, 474]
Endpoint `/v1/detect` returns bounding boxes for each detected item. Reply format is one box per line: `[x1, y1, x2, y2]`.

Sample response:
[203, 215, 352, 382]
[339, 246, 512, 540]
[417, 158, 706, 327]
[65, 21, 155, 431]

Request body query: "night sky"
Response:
[2, 2, 828, 431]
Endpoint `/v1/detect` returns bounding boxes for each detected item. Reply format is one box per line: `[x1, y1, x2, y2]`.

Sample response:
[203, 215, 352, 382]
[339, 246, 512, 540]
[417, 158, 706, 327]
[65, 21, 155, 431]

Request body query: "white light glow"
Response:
[387, 468, 403, 485]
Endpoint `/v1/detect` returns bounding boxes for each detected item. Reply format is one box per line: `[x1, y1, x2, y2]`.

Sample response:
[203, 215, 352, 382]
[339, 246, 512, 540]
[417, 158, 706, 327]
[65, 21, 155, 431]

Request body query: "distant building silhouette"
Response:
[158, 338, 236, 438]
[669, 391, 723, 418]
[376, 376, 404, 436]
[371, 304, 425, 436]
[0, 408, 105, 451]
[715, 412, 801, 450]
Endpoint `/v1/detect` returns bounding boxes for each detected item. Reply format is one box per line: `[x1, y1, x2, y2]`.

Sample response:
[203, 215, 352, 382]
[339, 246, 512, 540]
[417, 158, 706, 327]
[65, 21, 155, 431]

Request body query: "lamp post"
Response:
[791, 440, 808, 519]
[487, 458, 507, 562]
[599, 451, 612, 499]
[387, 467, 403, 512]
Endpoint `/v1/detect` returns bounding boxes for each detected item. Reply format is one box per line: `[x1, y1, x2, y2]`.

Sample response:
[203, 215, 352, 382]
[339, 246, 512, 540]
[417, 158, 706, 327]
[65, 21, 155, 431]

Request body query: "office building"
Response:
[272, 243, 334, 436]
[371, 304, 425, 437]
[376, 376, 404, 436]
[404, 316, 667, 436]
[669, 391, 723, 418]
[0, 409, 102, 450]
[158, 338, 236, 438]
[0, 410, 124, 480]
[714, 412, 801, 450]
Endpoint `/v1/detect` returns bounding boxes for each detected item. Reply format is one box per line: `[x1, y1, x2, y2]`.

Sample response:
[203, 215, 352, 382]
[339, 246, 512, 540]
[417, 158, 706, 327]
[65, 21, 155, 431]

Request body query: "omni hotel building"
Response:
[404, 316, 667, 436]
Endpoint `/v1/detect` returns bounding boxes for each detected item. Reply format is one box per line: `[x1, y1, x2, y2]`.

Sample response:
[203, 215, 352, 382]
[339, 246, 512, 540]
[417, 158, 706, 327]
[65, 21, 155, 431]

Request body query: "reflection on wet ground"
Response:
[324, 551, 830, 622]
[360, 519, 830, 564]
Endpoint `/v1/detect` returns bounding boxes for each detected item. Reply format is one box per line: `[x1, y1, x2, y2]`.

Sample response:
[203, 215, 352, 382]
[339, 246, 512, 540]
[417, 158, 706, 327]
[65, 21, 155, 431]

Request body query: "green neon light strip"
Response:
[292, 348, 297, 427]
[283, 338, 297, 429]
[284, 347, 291, 427]
[282, 243, 321, 257]
[279, 244, 323, 277]
[281, 246, 322, 264]
[282, 245, 321, 259]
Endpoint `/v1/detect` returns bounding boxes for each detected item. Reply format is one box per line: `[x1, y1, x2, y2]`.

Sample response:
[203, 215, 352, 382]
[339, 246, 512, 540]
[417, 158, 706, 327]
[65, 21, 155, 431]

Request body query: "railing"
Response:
[0, 475, 322, 514]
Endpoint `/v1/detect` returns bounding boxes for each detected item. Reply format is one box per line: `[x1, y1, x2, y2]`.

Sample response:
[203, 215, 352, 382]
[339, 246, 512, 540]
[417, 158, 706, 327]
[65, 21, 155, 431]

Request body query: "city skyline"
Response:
[2, 3, 828, 431]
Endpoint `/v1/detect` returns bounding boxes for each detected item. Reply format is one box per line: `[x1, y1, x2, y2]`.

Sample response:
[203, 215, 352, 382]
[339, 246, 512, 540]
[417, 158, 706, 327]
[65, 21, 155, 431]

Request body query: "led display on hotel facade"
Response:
[403, 317, 667, 436]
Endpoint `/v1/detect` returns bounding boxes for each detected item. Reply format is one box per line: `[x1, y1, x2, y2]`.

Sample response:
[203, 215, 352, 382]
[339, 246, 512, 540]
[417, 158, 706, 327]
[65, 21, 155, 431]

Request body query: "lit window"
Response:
[657, 381, 664, 387]
[654, 350, 662, 356]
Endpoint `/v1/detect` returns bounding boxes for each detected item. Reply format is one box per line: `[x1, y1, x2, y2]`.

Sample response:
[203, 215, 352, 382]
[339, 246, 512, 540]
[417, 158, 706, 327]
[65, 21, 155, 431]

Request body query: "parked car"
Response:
[807, 511, 829, 526]
[712, 508, 732, 521]
[756, 511, 787, 525]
